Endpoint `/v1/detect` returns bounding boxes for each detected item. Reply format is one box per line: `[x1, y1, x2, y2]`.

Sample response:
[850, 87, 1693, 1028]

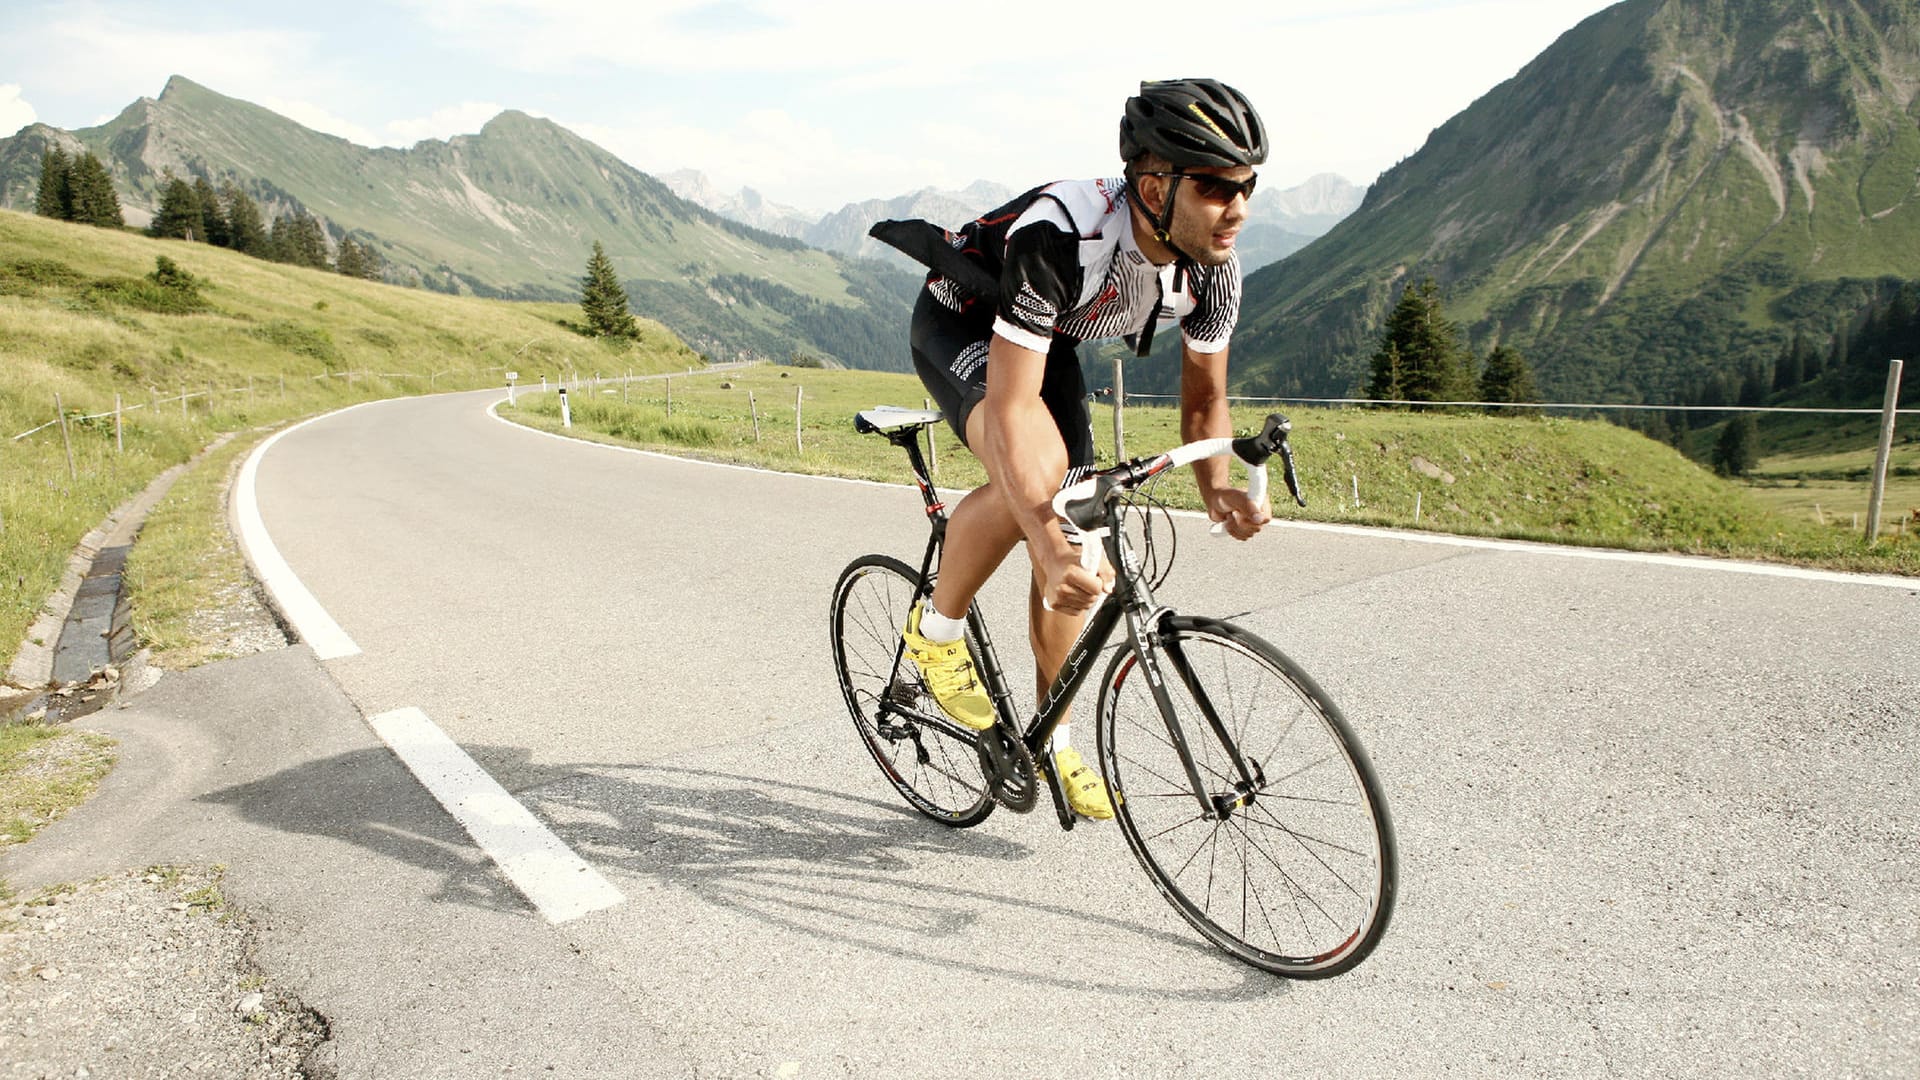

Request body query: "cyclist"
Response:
[877, 78, 1273, 820]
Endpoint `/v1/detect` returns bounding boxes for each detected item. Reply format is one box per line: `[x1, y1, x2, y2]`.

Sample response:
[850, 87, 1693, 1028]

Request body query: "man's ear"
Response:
[1134, 172, 1168, 217]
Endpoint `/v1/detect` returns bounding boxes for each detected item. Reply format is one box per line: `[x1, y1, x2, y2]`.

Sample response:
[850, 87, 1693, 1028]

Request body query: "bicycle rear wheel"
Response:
[830, 554, 993, 827]
[1097, 616, 1396, 977]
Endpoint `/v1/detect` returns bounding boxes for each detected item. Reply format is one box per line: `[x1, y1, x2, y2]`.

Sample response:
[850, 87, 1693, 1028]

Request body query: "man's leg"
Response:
[927, 482, 1020, 623]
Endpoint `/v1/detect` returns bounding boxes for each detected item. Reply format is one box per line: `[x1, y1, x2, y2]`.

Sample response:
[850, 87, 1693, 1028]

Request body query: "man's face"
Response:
[1164, 165, 1255, 266]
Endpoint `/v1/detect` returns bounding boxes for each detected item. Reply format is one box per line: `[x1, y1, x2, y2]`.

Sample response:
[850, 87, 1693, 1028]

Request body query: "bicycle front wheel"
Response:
[830, 554, 993, 827]
[1097, 616, 1396, 977]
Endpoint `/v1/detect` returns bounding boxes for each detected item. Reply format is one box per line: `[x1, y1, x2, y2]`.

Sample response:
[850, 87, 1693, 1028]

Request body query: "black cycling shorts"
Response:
[910, 290, 1096, 476]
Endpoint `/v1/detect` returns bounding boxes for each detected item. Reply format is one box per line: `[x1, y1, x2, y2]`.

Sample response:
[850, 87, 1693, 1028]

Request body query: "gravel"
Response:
[0, 866, 330, 1079]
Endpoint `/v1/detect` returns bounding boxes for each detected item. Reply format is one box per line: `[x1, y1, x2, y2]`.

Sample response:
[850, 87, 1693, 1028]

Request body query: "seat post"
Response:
[890, 425, 945, 518]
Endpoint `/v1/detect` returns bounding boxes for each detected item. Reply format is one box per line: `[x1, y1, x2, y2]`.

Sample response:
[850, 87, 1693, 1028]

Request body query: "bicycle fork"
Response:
[1121, 607, 1269, 823]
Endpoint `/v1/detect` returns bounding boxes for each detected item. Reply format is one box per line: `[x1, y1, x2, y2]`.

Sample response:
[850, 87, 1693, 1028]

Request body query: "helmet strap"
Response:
[1125, 170, 1197, 357]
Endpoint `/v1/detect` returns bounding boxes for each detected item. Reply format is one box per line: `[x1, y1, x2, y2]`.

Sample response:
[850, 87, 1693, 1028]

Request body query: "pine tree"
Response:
[222, 183, 267, 255]
[335, 235, 382, 280]
[35, 145, 72, 220]
[1477, 344, 1538, 411]
[149, 173, 205, 241]
[1712, 415, 1759, 477]
[1774, 332, 1805, 392]
[67, 153, 123, 228]
[193, 175, 229, 247]
[269, 212, 330, 269]
[1366, 278, 1472, 407]
[580, 240, 636, 337]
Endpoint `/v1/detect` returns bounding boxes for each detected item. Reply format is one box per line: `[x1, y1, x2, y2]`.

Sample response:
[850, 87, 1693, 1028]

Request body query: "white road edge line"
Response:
[486, 397, 1920, 593]
[235, 405, 369, 659]
[368, 707, 624, 924]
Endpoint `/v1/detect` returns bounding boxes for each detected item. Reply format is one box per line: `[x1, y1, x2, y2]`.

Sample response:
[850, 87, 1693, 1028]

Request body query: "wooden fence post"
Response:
[114, 393, 123, 453]
[54, 393, 75, 482]
[925, 397, 937, 478]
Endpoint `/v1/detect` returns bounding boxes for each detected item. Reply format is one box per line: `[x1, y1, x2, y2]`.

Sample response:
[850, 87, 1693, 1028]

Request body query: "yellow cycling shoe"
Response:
[902, 602, 995, 731]
[1055, 747, 1114, 820]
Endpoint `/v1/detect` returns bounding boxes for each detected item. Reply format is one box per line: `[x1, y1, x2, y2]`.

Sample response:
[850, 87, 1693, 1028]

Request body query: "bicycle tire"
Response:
[830, 554, 994, 827]
[1097, 616, 1396, 977]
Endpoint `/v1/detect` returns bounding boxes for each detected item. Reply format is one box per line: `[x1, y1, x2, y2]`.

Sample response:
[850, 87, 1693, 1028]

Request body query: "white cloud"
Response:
[35, 15, 315, 103]
[258, 97, 383, 147]
[385, 101, 514, 145]
[0, 84, 36, 135]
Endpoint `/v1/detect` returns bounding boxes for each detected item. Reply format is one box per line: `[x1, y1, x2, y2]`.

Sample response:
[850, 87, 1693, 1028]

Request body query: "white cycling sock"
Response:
[917, 604, 967, 643]
[1051, 724, 1072, 754]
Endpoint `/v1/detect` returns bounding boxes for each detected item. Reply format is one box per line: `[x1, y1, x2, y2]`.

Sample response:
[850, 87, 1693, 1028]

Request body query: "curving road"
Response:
[240, 387, 1918, 1077]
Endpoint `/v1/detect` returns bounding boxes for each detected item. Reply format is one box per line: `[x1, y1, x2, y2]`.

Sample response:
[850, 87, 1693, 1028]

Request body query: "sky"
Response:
[0, 0, 1620, 213]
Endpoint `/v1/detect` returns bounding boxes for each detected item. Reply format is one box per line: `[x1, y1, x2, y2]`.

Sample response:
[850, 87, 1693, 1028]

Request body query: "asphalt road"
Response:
[86, 389, 1920, 1075]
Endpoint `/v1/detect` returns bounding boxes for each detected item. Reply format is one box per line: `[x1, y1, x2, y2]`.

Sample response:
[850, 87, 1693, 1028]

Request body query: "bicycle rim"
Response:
[830, 555, 993, 827]
[1098, 617, 1396, 977]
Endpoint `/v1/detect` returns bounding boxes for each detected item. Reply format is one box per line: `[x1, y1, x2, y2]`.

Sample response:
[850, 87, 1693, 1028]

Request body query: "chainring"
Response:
[975, 722, 1037, 813]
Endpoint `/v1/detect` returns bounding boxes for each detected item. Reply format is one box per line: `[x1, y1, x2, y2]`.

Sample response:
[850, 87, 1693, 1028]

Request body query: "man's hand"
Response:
[1038, 540, 1114, 614]
[1207, 487, 1272, 541]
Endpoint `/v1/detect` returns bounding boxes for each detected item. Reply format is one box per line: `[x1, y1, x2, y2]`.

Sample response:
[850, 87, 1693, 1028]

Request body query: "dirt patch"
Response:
[0, 867, 330, 1078]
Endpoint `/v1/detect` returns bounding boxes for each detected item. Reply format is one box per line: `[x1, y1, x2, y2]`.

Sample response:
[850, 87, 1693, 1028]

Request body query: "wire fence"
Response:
[4, 367, 517, 445]
[1111, 392, 1920, 417]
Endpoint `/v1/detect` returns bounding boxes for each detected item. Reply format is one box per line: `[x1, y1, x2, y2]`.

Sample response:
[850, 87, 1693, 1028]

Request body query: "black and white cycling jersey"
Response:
[926, 178, 1242, 356]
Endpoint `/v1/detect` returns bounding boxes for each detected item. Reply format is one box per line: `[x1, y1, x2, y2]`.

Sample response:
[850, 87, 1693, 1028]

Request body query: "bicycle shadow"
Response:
[200, 744, 1289, 1001]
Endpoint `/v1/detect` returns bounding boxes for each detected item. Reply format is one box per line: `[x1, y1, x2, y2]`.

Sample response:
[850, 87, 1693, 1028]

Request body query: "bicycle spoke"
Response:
[834, 556, 991, 827]
[1102, 621, 1394, 976]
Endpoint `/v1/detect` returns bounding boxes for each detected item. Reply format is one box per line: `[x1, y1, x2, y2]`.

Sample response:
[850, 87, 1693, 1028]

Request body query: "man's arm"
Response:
[976, 335, 1110, 612]
[1181, 342, 1270, 540]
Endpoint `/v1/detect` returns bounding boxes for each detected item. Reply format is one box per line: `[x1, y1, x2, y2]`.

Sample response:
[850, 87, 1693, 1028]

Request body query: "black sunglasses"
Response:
[1143, 171, 1258, 204]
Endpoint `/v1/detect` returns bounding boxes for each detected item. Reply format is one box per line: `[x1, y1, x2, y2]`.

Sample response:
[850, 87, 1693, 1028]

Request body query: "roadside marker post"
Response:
[1866, 358, 1904, 542]
[559, 387, 571, 428]
[506, 370, 519, 405]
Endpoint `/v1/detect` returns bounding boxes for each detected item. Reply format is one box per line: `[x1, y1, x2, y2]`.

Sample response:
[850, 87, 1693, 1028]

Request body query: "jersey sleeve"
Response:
[1181, 254, 1242, 355]
[992, 211, 1082, 354]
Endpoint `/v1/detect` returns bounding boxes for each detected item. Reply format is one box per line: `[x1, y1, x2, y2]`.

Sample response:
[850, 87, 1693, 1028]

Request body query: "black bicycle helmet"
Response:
[1120, 78, 1267, 168]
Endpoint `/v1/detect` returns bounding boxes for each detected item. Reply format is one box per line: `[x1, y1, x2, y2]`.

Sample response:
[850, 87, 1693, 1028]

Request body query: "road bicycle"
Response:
[828, 407, 1397, 977]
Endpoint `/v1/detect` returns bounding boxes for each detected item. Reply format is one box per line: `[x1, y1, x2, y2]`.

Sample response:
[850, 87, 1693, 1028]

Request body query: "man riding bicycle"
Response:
[877, 78, 1272, 820]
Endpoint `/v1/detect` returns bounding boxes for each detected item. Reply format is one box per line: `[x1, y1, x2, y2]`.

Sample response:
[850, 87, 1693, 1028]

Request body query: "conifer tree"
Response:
[335, 235, 383, 280]
[222, 183, 267, 255]
[35, 145, 72, 220]
[1366, 278, 1473, 406]
[1712, 415, 1759, 477]
[67, 153, 123, 228]
[1477, 344, 1538, 411]
[580, 240, 636, 337]
[193, 175, 229, 247]
[150, 173, 205, 241]
[269, 212, 330, 269]
[1774, 332, 1805, 392]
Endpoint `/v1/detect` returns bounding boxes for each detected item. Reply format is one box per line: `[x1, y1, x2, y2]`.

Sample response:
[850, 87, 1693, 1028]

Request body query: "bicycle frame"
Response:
[874, 421, 1266, 830]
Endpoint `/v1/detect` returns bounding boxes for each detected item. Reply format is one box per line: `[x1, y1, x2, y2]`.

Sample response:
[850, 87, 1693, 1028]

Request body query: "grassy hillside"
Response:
[0, 77, 921, 372]
[0, 208, 698, 674]
[498, 365, 1918, 576]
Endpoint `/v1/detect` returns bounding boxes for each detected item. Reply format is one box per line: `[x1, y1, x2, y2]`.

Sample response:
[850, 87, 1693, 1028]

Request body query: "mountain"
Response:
[660, 170, 816, 239]
[0, 77, 921, 371]
[1231, 0, 1920, 403]
[1246, 172, 1364, 237]
[802, 181, 1016, 268]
